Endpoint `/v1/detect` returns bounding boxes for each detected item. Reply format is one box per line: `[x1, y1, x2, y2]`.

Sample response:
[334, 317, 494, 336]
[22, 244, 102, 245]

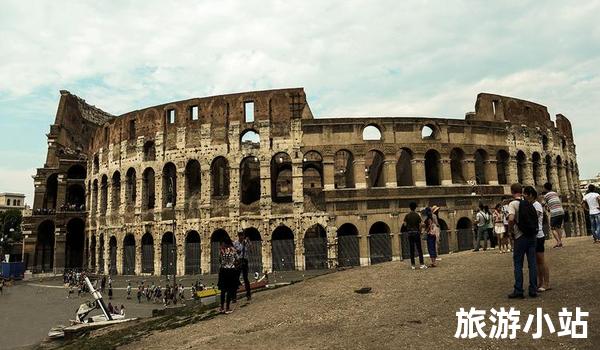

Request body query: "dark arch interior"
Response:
[474, 150, 487, 184]
[186, 231, 201, 243]
[496, 150, 510, 185]
[44, 174, 58, 209]
[66, 184, 85, 207]
[365, 150, 385, 188]
[334, 150, 355, 189]
[211, 229, 230, 243]
[396, 148, 413, 186]
[126, 168, 137, 205]
[240, 157, 261, 205]
[425, 150, 441, 186]
[211, 157, 230, 198]
[67, 164, 86, 179]
[369, 222, 390, 235]
[162, 163, 177, 207]
[243, 227, 262, 241]
[36, 220, 55, 271]
[450, 148, 466, 184]
[186, 160, 201, 200]
[457, 217, 472, 230]
[272, 226, 294, 240]
[65, 218, 85, 269]
[271, 153, 293, 203]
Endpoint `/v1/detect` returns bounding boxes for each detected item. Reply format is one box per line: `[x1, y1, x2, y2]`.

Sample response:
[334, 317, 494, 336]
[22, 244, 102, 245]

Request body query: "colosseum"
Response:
[22, 88, 586, 276]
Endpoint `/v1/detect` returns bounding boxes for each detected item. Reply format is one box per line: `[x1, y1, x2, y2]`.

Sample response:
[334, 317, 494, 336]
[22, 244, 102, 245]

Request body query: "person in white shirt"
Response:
[582, 184, 600, 243]
[524, 186, 550, 292]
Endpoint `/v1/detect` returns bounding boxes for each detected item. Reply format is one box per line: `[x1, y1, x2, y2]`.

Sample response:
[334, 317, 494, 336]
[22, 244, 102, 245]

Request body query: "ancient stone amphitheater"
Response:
[23, 88, 585, 276]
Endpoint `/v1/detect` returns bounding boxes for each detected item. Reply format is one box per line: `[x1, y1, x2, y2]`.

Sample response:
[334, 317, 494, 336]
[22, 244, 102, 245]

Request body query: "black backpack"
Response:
[517, 199, 538, 237]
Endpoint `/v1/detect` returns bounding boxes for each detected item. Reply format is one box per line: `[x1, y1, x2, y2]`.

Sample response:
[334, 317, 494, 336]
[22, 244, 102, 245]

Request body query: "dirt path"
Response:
[123, 236, 599, 349]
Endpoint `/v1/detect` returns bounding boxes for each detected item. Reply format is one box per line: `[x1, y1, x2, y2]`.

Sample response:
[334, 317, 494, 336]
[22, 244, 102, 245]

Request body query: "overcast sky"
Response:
[1, 0, 599, 204]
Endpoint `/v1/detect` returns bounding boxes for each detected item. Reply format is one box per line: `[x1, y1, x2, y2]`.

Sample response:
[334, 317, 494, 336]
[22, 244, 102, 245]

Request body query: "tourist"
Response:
[484, 205, 496, 249]
[524, 186, 550, 293]
[108, 283, 113, 300]
[507, 183, 538, 299]
[137, 287, 142, 303]
[234, 230, 252, 301]
[404, 202, 426, 270]
[424, 206, 440, 267]
[218, 236, 239, 314]
[113, 304, 120, 315]
[543, 182, 565, 248]
[501, 197, 513, 252]
[120, 304, 126, 316]
[493, 204, 507, 253]
[107, 302, 115, 314]
[582, 184, 600, 242]
[474, 203, 491, 251]
[126, 281, 132, 300]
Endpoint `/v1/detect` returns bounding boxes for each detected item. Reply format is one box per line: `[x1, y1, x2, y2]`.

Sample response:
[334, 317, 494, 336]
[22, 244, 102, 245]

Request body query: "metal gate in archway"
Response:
[304, 237, 328, 270]
[246, 240, 263, 275]
[185, 243, 201, 275]
[109, 241, 117, 275]
[123, 236, 136, 275]
[457, 228, 474, 252]
[337, 235, 360, 267]
[271, 239, 295, 271]
[369, 233, 392, 264]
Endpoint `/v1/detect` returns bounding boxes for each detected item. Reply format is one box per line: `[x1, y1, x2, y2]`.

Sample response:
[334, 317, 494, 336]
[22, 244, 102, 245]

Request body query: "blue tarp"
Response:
[1, 262, 24, 280]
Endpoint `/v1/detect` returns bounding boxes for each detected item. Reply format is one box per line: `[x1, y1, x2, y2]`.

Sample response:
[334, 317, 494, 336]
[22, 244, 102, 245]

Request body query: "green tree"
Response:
[0, 209, 23, 242]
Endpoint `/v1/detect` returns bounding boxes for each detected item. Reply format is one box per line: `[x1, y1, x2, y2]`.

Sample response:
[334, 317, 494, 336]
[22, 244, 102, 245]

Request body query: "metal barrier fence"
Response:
[272, 239, 296, 271]
[369, 234, 392, 264]
[185, 242, 201, 275]
[457, 228, 474, 252]
[123, 244, 135, 275]
[160, 243, 176, 275]
[247, 240, 263, 275]
[337, 235, 360, 267]
[438, 230, 450, 254]
[304, 237, 328, 270]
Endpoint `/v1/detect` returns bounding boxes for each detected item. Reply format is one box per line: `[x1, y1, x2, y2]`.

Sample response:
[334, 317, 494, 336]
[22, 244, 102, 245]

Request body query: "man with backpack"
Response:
[474, 203, 491, 251]
[507, 183, 538, 299]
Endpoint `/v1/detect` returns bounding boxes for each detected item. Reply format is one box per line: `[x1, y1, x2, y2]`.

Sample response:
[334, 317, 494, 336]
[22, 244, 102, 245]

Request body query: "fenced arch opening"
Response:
[35, 220, 55, 272]
[211, 229, 230, 274]
[185, 231, 201, 275]
[122, 234, 136, 275]
[271, 152, 293, 203]
[141, 233, 154, 273]
[65, 218, 85, 269]
[369, 222, 392, 264]
[243, 227, 263, 274]
[271, 226, 296, 271]
[161, 232, 176, 276]
[304, 224, 327, 270]
[456, 217, 473, 252]
[337, 223, 360, 267]
[108, 236, 117, 275]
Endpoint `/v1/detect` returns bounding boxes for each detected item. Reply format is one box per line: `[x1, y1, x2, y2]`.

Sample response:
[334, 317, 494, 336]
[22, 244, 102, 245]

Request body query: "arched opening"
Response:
[450, 148, 466, 184]
[123, 234, 136, 275]
[369, 222, 392, 264]
[474, 149, 488, 185]
[272, 226, 295, 271]
[162, 162, 177, 208]
[496, 150, 510, 185]
[456, 217, 473, 252]
[271, 152, 293, 203]
[35, 220, 55, 272]
[304, 224, 327, 270]
[532, 152, 542, 186]
[396, 148, 413, 186]
[161, 232, 176, 276]
[240, 129, 260, 148]
[65, 218, 85, 269]
[211, 157, 230, 198]
[337, 223, 359, 267]
[185, 231, 201, 275]
[142, 167, 155, 209]
[67, 164, 86, 179]
[243, 227, 263, 274]
[100, 175, 108, 214]
[425, 149, 441, 186]
[185, 159, 201, 209]
[542, 135, 549, 151]
[516, 151, 527, 184]
[92, 180, 99, 213]
[108, 236, 117, 275]
[545, 155, 552, 186]
[93, 155, 99, 174]
[302, 151, 323, 190]
[125, 168, 136, 206]
[111, 171, 121, 210]
[143, 141, 156, 161]
[421, 124, 437, 140]
[90, 235, 96, 269]
[334, 150, 355, 189]
[365, 150, 385, 188]
[362, 125, 382, 141]
[141, 233, 154, 273]
[98, 233, 105, 273]
[66, 184, 85, 208]
[240, 156, 260, 205]
[555, 156, 563, 192]
[44, 174, 58, 209]
[210, 229, 230, 274]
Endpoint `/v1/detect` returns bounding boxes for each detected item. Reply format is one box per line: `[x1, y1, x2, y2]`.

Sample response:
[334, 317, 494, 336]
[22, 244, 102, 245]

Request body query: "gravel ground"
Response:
[122, 236, 599, 350]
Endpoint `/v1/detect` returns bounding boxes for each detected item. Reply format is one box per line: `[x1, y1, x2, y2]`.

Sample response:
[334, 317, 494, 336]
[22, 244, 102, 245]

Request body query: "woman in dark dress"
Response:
[218, 237, 239, 314]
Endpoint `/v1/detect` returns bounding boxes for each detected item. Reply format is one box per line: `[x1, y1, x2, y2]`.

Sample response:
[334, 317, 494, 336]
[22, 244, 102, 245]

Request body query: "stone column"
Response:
[549, 163, 559, 191]
[135, 235, 142, 275]
[153, 233, 161, 276]
[558, 165, 568, 196]
[508, 157, 519, 185]
[354, 158, 367, 189]
[464, 158, 476, 184]
[485, 160, 498, 185]
[412, 157, 426, 187]
[177, 232, 185, 276]
[116, 235, 123, 275]
[53, 227, 65, 274]
[176, 168, 186, 211]
[323, 157, 335, 190]
[259, 161, 272, 215]
[200, 237, 210, 274]
[292, 157, 304, 205]
[440, 158, 452, 186]
[296, 236, 305, 271]
[56, 174, 67, 209]
[326, 225, 337, 268]
[523, 160, 534, 186]
[384, 158, 397, 188]
[391, 231, 401, 261]
[358, 217, 369, 266]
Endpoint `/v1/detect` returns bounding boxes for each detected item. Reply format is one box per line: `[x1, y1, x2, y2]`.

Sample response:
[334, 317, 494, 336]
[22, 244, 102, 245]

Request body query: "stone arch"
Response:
[271, 152, 293, 203]
[456, 217, 473, 252]
[161, 232, 176, 276]
[185, 230, 201, 275]
[516, 151, 527, 184]
[271, 226, 296, 271]
[111, 171, 121, 210]
[304, 224, 327, 270]
[66, 183, 85, 208]
[185, 159, 201, 208]
[369, 221, 392, 264]
[334, 149, 355, 189]
[337, 223, 360, 267]
[532, 152, 542, 186]
[143, 140, 156, 161]
[425, 149, 441, 186]
[100, 175, 108, 214]
[98, 233, 105, 273]
[450, 148, 466, 184]
[44, 173, 58, 209]
[92, 179, 99, 213]
[243, 227, 263, 274]
[35, 220, 55, 272]
[65, 218, 85, 269]
[362, 124, 382, 141]
[545, 155, 552, 186]
[474, 149, 488, 185]
[210, 229, 230, 274]
[141, 232, 154, 273]
[365, 150, 385, 188]
[142, 167, 155, 209]
[162, 162, 177, 208]
[396, 148, 413, 186]
[240, 156, 261, 205]
[93, 155, 99, 174]
[211, 156, 230, 198]
[122, 234, 136, 275]
[125, 168, 136, 206]
[67, 164, 86, 179]
[496, 150, 510, 185]
[421, 123, 438, 140]
[302, 151, 323, 190]
[240, 129, 260, 148]
[108, 235, 117, 275]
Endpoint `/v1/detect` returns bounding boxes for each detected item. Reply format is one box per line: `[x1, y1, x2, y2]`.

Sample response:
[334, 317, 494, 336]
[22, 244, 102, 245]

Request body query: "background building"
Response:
[0, 193, 25, 213]
[23, 88, 585, 275]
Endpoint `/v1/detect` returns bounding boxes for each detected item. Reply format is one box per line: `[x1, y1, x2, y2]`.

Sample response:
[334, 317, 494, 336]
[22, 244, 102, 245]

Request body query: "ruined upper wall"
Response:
[471, 93, 555, 128]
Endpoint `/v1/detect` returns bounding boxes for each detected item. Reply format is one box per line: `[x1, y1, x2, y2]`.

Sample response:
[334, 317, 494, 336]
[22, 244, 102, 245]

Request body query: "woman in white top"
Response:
[524, 186, 550, 292]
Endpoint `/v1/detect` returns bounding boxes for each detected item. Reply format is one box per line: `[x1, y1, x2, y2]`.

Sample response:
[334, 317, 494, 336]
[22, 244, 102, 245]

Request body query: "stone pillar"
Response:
[56, 174, 67, 209]
[558, 165, 568, 196]
[263, 239, 272, 273]
[412, 157, 426, 187]
[485, 160, 498, 185]
[292, 157, 304, 205]
[440, 158, 452, 186]
[177, 232, 185, 276]
[135, 235, 142, 275]
[200, 237, 210, 274]
[103, 237, 110, 275]
[523, 160, 534, 186]
[358, 217, 368, 266]
[116, 235, 123, 275]
[153, 233, 161, 276]
[549, 163, 559, 191]
[508, 157, 519, 185]
[176, 169, 186, 210]
[391, 232, 401, 261]
[53, 227, 65, 274]
[296, 236, 305, 271]
[323, 157, 335, 190]
[326, 225, 337, 268]
[259, 161, 272, 216]
[354, 158, 367, 189]
[464, 158, 476, 184]
[384, 158, 397, 188]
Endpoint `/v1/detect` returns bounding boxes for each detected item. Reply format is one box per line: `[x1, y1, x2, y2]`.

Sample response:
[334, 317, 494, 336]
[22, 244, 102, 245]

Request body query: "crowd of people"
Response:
[134, 281, 187, 306]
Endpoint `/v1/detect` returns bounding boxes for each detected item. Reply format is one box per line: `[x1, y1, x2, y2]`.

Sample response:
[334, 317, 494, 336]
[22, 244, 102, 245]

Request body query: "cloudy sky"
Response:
[1, 0, 599, 204]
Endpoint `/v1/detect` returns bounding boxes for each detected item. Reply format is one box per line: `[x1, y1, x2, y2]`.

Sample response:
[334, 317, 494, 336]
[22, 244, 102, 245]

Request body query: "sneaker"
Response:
[411, 265, 416, 270]
[225, 309, 233, 314]
[507, 292, 524, 299]
[420, 265, 428, 269]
